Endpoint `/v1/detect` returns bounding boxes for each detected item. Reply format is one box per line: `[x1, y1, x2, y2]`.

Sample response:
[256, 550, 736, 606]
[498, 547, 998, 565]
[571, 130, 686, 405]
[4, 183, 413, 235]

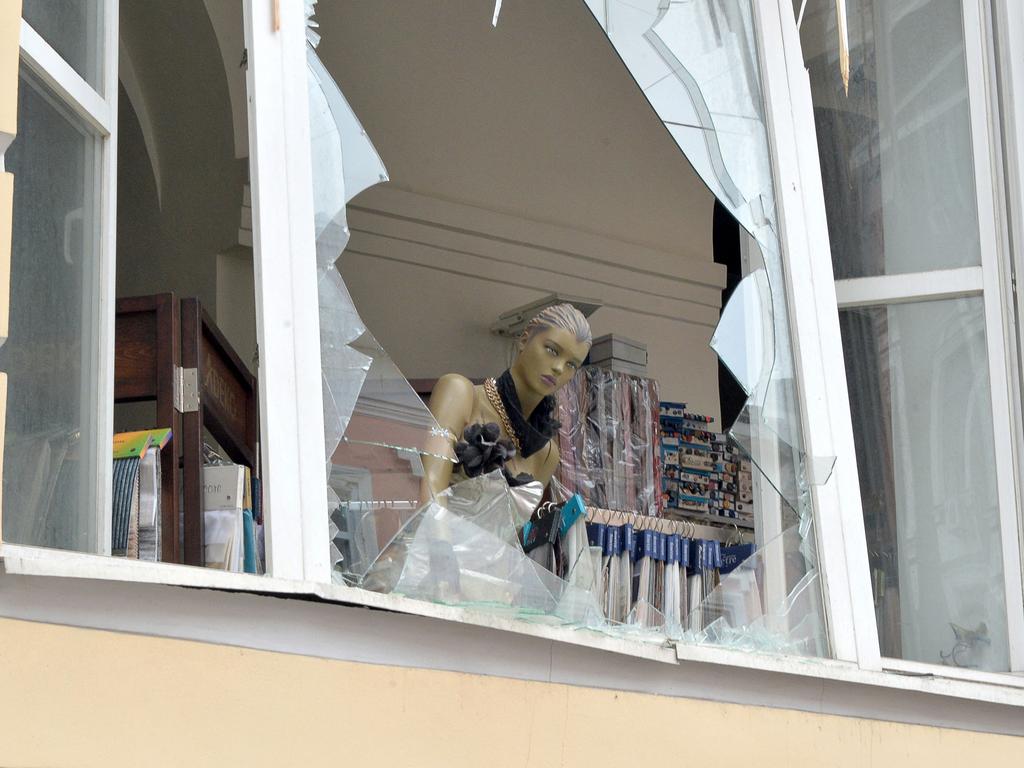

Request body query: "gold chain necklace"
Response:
[484, 377, 521, 453]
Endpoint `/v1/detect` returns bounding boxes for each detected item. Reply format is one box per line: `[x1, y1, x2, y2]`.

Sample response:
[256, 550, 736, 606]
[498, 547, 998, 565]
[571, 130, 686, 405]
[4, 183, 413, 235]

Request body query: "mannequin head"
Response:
[511, 303, 592, 399]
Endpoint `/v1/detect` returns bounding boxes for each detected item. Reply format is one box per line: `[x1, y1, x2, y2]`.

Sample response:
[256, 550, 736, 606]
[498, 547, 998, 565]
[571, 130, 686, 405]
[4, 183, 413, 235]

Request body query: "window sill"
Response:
[0, 543, 677, 665]
[674, 643, 1024, 704]
[1, 542, 1022, 713]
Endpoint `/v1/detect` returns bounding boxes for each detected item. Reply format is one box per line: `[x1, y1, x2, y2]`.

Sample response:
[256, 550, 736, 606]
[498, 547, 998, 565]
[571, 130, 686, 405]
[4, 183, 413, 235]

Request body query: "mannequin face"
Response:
[512, 326, 590, 398]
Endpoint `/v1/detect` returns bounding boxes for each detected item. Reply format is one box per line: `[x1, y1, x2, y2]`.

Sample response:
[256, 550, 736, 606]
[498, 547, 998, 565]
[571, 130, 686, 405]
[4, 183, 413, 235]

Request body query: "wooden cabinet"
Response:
[115, 294, 258, 565]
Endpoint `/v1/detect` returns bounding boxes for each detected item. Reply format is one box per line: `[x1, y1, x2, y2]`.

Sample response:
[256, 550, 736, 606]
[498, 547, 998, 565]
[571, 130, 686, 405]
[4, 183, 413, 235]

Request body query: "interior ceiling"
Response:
[118, 0, 239, 222]
[314, 0, 715, 259]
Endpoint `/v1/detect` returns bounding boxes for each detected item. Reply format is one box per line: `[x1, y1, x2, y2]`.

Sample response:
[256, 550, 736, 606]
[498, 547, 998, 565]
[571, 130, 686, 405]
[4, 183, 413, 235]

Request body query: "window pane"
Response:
[839, 299, 1009, 671]
[801, 0, 981, 278]
[2, 67, 101, 552]
[22, 0, 104, 91]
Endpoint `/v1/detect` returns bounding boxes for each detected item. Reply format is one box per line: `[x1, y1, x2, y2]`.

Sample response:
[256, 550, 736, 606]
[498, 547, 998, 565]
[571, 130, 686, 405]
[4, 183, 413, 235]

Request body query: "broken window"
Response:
[309, 0, 833, 657]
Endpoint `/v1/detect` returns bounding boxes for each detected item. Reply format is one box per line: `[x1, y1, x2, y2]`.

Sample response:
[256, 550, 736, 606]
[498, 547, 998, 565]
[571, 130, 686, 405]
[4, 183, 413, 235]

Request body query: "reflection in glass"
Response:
[2, 68, 100, 552]
[840, 299, 1009, 671]
[585, 0, 774, 239]
[800, 0, 981, 278]
[22, 0, 104, 91]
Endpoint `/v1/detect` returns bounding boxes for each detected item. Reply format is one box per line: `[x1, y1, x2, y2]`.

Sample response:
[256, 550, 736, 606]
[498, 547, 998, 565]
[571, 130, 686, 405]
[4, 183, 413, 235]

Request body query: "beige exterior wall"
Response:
[0, 171, 11, 346]
[0, 617, 1018, 767]
[0, 0, 18, 144]
[0, 1, 16, 533]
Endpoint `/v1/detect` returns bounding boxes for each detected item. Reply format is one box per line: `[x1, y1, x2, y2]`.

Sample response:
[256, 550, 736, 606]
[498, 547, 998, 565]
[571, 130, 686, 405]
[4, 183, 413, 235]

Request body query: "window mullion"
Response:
[243, 0, 330, 583]
[95, 0, 118, 554]
[18, 20, 111, 136]
[835, 267, 986, 309]
[963, 0, 1024, 671]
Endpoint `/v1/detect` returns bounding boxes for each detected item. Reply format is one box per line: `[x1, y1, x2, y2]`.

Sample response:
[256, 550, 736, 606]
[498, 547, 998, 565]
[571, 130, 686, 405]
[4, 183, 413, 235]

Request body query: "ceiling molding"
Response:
[352, 185, 725, 291]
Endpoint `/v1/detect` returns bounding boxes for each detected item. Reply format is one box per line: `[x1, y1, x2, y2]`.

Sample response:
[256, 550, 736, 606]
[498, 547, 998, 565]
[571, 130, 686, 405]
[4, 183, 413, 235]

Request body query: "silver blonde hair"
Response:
[520, 303, 592, 347]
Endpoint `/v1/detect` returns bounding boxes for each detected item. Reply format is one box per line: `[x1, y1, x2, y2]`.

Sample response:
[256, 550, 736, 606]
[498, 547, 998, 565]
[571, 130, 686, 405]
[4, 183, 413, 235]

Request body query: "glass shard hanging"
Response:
[306, 2, 453, 578]
[710, 269, 772, 399]
[584, 0, 833, 655]
[584, 0, 835, 515]
[680, 522, 828, 657]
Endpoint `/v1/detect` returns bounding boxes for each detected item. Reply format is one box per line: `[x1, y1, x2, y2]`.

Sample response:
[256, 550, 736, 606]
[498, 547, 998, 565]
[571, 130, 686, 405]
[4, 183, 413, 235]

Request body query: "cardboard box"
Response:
[591, 358, 648, 377]
[203, 464, 247, 511]
[590, 334, 648, 366]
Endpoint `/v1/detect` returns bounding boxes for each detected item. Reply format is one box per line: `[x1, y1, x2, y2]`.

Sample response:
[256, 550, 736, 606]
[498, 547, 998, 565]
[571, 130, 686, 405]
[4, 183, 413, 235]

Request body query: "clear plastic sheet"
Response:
[554, 368, 661, 516]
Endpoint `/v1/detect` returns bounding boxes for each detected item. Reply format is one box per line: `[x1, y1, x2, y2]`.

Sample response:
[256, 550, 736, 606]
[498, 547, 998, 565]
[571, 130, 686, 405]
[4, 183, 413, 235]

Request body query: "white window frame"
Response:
[242, 0, 330, 583]
[756, 0, 1024, 676]
[16, 3, 119, 555]
[751, 0, 880, 668]
[991, 0, 1024, 665]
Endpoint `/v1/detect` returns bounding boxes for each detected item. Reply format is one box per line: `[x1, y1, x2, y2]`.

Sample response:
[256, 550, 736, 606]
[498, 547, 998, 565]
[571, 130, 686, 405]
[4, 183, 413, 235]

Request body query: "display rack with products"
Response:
[571, 505, 752, 631]
[659, 403, 754, 527]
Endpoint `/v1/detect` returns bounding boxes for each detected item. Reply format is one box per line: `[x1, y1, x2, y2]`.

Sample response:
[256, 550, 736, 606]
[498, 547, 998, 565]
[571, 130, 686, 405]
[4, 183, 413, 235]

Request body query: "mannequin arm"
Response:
[419, 373, 475, 502]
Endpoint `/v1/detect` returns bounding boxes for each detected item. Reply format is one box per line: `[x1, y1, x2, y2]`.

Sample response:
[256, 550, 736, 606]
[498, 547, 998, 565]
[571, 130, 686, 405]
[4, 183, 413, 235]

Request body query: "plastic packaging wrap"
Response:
[555, 367, 661, 516]
[662, 533, 686, 638]
[629, 529, 660, 629]
[357, 471, 604, 624]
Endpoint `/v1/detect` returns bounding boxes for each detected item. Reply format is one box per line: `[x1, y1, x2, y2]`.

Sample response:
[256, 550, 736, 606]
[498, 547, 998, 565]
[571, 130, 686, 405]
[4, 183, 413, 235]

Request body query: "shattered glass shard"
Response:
[710, 268, 772, 399]
[307, 1, 456, 578]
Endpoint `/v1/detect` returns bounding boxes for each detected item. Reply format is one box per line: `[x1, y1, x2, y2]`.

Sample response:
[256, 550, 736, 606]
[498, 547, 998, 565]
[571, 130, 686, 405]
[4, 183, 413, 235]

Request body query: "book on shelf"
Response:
[202, 463, 259, 574]
[111, 429, 171, 560]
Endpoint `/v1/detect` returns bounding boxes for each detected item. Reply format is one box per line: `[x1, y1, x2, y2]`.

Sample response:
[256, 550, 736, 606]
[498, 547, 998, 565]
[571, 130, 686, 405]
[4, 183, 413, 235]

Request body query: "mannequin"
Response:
[421, 303, 592, 500]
